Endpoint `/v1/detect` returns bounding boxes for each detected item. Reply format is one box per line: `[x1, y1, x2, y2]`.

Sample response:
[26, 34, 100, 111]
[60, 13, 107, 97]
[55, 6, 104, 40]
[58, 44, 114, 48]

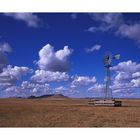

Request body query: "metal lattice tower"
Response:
[105, 64, 112, 99]
[103, 53, 120, 99]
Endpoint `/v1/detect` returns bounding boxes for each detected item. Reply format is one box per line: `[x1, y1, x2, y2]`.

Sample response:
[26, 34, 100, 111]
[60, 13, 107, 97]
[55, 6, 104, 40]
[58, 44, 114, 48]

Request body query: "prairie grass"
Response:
[0, 98, 139, 127]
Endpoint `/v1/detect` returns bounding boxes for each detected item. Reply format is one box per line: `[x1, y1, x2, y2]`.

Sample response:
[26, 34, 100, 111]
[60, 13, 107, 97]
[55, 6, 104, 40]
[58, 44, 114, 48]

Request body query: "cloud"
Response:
[21, 81, 51, 96]
[111, 60, 140, 75]
[4, 13, 41, 28]
[111, 80, 138, 97]
[88, 83, 105, 93]
[87, 13, 140, 44]
[5, 86, 22, 94]
[131, 78, 140, 87]
[132, 72, 140, 79]
[0, 42, 73, 98]
[112, 80, 133, 90]
[110, 60, 140, 96]
[85, 27, 97, 33]
[90, 13, 123, 27]
[111, 61, 140, 85]
[86, 44, 102, 53]
[55, 86, 66, 91]
[71, 75, 96, 88]
[0, 42, 12, 72]
[37, 44, 73, 72]
[2, 86, 23, 98]
[114, 72, 131, 81]
[86, 13, 123, 32]
[0, 42, 12, 52]
[0, 65, 33, 87]
[113, 88, 134, 97]
[70, 13, 77, 19]
[0, 81, 51, 98]
[54, 86, 67, 94]
[0, 42, 35, 98]
[117, 23, 140, 43]
[31, 70, 69, 83]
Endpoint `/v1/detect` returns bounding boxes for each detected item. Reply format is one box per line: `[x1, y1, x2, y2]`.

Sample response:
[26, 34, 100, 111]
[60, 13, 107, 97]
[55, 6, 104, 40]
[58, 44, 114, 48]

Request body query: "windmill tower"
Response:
[103, 52, 120, 99]
[89, 52, 122, 106]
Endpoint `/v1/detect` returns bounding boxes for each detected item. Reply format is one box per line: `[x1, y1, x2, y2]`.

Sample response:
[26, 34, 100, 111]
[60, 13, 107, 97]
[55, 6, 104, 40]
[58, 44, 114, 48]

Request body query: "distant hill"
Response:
[27, 94, 68, 100]
[43, 94, 69, 100]
[28, 94, 52, 99]
[47, 94, 69, 99]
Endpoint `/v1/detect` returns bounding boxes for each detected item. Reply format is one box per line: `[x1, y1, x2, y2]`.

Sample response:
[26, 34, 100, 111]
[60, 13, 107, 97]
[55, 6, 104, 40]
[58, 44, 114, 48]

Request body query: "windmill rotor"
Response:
[103, 52, 120, 66]
[103, 52, 112, 66]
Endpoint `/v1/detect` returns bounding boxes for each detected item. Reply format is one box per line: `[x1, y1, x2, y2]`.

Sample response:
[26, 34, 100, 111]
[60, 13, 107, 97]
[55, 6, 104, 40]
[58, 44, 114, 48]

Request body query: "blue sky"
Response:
[0, 13, 139, 98]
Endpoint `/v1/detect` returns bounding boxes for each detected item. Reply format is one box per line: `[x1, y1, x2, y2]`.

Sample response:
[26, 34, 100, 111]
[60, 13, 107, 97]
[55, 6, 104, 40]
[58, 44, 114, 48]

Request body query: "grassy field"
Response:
[0, 97, 139, 127]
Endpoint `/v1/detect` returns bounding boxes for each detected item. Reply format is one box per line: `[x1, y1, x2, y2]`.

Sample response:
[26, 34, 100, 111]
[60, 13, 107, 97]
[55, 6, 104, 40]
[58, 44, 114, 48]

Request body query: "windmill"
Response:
[88, 52, 122, 106]
[103, 52, 120, 99]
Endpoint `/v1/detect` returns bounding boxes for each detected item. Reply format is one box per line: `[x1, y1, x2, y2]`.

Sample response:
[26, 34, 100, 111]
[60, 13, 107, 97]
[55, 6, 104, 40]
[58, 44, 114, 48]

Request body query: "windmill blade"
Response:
[113, 54, 120, 60]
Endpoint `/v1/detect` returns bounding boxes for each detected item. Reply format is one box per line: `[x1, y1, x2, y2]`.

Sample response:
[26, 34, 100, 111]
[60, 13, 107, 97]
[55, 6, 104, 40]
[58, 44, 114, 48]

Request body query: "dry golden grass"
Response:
[0, 98, 139, 127]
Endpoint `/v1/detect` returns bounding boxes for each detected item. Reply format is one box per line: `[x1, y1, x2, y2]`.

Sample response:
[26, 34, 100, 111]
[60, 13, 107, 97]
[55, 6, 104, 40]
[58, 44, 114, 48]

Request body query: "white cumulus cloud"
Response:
[132, 72, 140, 79]
[31, 70, 69, 83]
[1, 81, 51, 98]
[71, 75, 96, 88]
[111, 61, 140, 86]
[131, 78, 140, 87]
[0, 65, 33, 87]
[111, 60, 140, 74]
[88, 83, 105, 93]
[54, 86, 67, 94]
[37, 44, 73, 72]
[21, 81, 51, 96]
[110, 60, 140, 96]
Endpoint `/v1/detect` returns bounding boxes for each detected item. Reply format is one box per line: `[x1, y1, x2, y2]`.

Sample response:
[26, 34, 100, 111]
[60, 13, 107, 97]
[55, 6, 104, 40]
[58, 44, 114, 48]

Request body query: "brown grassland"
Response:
[0, 97, 139, 127]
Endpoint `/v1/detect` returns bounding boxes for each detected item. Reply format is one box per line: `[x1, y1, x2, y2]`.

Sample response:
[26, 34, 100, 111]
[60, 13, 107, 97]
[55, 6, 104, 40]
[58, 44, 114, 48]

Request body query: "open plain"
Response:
[0, 96, 139, 127]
